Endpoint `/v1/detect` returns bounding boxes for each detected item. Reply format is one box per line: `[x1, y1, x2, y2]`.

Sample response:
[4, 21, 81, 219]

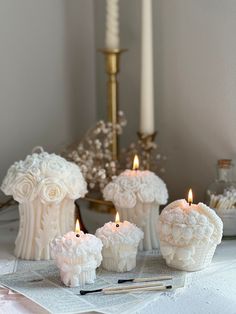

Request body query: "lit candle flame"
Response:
[132, 154, 139, 171]
[115, 212, 120, 224]
[188, 189, 193, 206]
[75, 219, 80, 234]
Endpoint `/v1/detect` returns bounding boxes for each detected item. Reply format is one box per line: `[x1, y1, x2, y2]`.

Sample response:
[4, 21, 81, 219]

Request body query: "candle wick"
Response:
[188, 202, 192, 206]
[116, 224, 119, 228]
[76, 234, 80, 237]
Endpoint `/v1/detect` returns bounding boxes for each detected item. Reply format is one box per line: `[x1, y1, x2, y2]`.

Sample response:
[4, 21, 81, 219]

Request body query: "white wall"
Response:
[0, 0, 96, 189]
[95, 0, 236, 201]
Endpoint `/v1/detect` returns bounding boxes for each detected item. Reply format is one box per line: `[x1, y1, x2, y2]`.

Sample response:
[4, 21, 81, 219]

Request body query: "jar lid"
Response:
[218, 159, 232, 168]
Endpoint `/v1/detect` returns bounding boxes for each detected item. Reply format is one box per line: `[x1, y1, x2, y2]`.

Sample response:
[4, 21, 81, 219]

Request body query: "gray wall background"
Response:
[0, 0, 96, 192]
[0, 0, 236, 202]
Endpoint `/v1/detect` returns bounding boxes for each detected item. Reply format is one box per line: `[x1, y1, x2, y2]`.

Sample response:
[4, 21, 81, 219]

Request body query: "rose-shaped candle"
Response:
[158, 189, 223, 271]
[95, 213, 143, 272]
[51, 219, 103, 287]
[1, 148, 87, 260]
[103, 155, 168, 251]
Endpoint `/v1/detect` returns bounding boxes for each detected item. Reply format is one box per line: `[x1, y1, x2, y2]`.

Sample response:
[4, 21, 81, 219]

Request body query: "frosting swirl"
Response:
[50, 232, 103, 275]
[159, 199, 223, 246]
[103, 170, 168, 208]
[95, 221, 144, 248]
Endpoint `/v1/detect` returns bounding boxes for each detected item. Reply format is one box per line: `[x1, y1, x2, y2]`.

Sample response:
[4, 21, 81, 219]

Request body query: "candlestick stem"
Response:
[101, 49, 126, 160]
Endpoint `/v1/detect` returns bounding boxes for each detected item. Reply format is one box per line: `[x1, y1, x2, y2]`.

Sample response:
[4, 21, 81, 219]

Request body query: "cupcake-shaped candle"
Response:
[158, 189, 223, 271]
[95, 213, 143, 272]
[103, 155, 168, 251]
[51, 219, 103, 287]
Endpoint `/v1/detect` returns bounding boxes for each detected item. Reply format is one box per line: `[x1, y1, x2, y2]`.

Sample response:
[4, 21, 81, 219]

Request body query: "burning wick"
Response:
[115, 212, 120, 227]
[132, 154, 139, 171]
[75, 219, 80, 237]
[188, 188, 193, 206]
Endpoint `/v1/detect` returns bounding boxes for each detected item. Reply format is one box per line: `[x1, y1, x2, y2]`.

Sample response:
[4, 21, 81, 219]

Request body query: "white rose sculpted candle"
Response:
[1, 148, 87, 260]
[103, 155, 168, 251]
[51, 219, 103, 287]
[95, 213, 143, 272]
[158, 189, 223, 271]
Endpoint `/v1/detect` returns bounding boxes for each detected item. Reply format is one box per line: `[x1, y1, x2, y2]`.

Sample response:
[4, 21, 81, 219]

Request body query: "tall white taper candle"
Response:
[105, 0, 120, 49]
[140, 0, 155, 134]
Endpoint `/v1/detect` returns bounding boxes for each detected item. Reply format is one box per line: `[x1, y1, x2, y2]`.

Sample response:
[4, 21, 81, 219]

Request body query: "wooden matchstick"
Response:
[104, 285, 172, 295]
[117, 275, 172, 284]
[80, 282, 168, 295]
[104, 281, 164, 291]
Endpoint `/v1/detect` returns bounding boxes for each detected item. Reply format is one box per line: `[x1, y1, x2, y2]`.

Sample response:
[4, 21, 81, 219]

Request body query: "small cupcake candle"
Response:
[158, 189, 223, 271]
[51, 219, 103, 287]
[95, 213, 143, 272]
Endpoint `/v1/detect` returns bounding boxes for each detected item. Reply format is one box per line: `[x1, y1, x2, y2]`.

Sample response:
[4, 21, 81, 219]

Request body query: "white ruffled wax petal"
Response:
[172, 225, 182, 240]
[182, 226, 193, 241]
[186, 213, 197, 225]
[161, 223, 172, 236]
[96, 221, 144, 248]
[103, 170, 168, 208]
[1, 152, 87, 203]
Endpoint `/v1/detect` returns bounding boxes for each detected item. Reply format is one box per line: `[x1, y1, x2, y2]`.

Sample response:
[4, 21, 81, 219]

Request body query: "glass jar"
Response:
[206, 159, 236, 237]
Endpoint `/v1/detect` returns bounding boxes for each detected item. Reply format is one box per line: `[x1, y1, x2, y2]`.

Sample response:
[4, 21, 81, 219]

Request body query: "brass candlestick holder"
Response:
[101, 49, 126, 160]
[65, 48, 166, 218]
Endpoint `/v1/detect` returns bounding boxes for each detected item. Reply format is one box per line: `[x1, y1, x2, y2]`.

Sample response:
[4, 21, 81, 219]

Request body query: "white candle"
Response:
[51, 219, 103, 287]
[95, 213, 143, 272]
[105, 0, 120, 49]
[158, 189, 223, 271]
[1, 150, 87, 260]
[140, 0, 155, 134]
[103, 155, 168, 251]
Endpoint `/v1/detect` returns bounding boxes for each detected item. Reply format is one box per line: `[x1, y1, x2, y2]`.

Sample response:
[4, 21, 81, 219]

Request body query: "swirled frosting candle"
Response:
[95, 213, 143, 272]
[51, 219, 103, 287]
[158, 189, 223, 271]
[103, 155, 168, 251]
[1, 148, 87, 260]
